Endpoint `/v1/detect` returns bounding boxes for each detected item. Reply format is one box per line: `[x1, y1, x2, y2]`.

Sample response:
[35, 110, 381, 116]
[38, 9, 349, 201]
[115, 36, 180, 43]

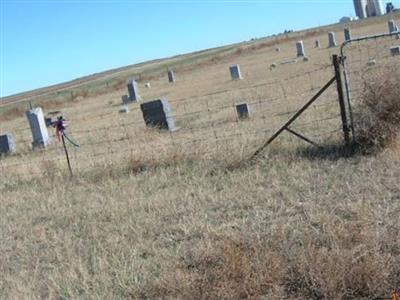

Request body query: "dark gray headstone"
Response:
[26, 107, 49, 149]
[236, 103, 250, 119]
[140, 97, 176, 131]
[344, 28, 351, 41]
[390, 46, 400, 56]
[229, 65, 242, 80]
[328, 32, 337, 47]
[127, 79, 139, 102]
[296, 41, 305, 57]
[167, 69, 176, 83]
[0, 134, 16, 154]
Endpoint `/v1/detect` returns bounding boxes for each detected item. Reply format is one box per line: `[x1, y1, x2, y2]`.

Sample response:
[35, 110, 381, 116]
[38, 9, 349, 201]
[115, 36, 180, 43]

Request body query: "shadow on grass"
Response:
[295, 142, 373, 161]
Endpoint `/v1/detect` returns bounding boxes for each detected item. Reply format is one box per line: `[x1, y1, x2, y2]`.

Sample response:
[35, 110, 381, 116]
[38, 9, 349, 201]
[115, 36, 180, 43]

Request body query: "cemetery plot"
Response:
[1, 15, 399, 179]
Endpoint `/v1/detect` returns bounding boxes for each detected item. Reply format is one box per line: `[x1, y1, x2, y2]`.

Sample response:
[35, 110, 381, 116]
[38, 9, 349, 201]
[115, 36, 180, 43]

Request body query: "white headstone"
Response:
[167, 69, 176, 83]
[388, 20, 398, 33]
[26, 107, 49, 149]
[328, 32, 337, 47]
[296, 41, 305, 57]
[229, 65, 242, 80]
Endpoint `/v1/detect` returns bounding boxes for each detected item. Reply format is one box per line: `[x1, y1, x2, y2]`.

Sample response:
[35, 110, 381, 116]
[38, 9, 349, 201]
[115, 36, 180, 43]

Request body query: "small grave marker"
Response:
[122, 95, 129, 104]
[388, 20, 398, 33]
[344, 28, 351, 41]
[390, 46, 400, 56]
[280, 59, 297, 65]
[236, 103, 250, 119]
[296, 41, 305, 57]
[119, 105, 130, 114]
[229, 64, 242, 80]
[0, 134, 16, 154]
[328, 32, 337, 47]
[45, 117, 55, 127]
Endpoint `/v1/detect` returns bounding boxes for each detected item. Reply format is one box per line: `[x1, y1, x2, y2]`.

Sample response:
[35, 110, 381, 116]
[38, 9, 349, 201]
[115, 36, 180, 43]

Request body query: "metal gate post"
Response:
[333, 54, 351, 146]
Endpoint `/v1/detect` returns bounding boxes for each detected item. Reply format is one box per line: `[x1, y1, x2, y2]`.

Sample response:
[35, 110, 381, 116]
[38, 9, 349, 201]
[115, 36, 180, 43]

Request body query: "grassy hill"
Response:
[1, 12, 400, 299]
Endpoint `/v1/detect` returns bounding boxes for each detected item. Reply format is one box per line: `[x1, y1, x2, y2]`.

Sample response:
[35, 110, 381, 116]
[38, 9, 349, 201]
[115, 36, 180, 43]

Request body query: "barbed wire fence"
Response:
[1, 46, 354, 179]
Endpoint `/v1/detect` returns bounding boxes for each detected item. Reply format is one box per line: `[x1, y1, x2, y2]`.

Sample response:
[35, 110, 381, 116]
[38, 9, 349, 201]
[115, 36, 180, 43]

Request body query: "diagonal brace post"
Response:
[250, 76, 336, 161]
[284, 127, 323, 149]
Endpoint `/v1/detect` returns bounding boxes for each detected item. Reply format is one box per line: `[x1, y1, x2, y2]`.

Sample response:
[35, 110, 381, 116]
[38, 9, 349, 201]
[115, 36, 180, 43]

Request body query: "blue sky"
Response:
[0, 0, 395, 97]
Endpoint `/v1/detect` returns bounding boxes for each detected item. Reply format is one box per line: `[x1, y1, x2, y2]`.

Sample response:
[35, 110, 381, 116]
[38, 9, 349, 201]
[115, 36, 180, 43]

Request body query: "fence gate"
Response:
[340, 32, 400, 143]
[250, 54, 353, 160]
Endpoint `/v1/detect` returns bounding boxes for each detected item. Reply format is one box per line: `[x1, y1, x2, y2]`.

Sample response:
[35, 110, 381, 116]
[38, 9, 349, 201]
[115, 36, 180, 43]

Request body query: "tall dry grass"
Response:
[1, 135, 400, 299]
[354, 67, 400, 150]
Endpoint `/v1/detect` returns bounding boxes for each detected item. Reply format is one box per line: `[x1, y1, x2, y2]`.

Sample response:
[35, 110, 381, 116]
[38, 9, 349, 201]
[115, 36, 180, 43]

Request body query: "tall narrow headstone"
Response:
[344, 28, 351, 41]
[26, 107, 49, 149]
[388, 20, 398, 33]
[328, 32, 337, 47]
[127, 79, 140, 102]
[236, 103, 250, 119]
[315, 39, 320, 48]
[0, 134, 16, 154]
[229, 64, 242, 80]
[121, 95, 129, 104]
[140, 97, 176, 131]
[296, 41, 305, 57]
[167, 69, 176, 83]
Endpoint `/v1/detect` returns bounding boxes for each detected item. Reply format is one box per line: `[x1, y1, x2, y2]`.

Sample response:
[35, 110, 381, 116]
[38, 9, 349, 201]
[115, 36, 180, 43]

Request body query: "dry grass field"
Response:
[1, 13, 400, 299]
